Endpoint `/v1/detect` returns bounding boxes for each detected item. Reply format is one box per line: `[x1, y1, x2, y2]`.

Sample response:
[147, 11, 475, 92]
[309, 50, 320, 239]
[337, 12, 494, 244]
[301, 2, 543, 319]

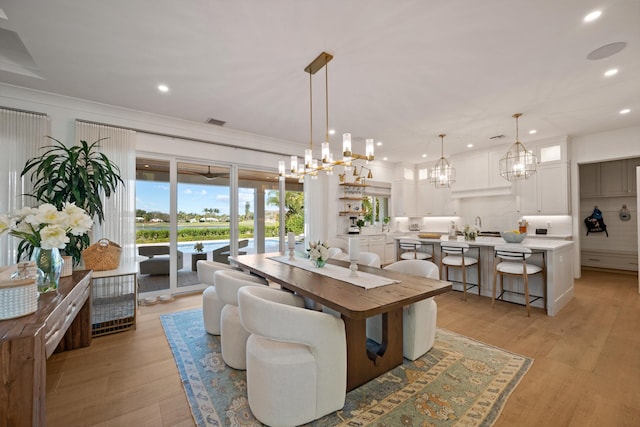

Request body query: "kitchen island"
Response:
[394, 235, 575, 316]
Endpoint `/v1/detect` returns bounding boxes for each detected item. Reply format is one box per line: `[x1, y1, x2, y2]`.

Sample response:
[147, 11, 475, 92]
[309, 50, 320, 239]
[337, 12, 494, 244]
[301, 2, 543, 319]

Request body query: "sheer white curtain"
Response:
[0, 108, 51, 266]
[75, 121, 137, 266]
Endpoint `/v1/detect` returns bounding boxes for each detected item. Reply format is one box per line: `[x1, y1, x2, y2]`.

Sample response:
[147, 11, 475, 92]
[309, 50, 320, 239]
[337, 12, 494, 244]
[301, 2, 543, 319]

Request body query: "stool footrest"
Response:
[495, 289, 544, 306]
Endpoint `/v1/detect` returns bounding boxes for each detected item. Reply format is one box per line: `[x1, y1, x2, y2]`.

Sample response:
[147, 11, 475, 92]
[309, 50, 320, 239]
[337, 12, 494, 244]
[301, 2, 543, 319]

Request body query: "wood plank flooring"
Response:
[45, 269, 640, 426]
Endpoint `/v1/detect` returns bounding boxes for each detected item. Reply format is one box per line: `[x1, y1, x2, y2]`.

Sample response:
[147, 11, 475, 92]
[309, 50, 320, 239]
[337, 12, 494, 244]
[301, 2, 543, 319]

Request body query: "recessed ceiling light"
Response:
[604, 68, 618, 77]
[158, 84, 169, 93]
[467, 144, 473, 148]
[376, 141, 383, 146]
[529, 129, 537, 134]
[421, 154, 427, 158]
[328, 129, 335, 135]
[620, 108, 630, 114]
[584, 10, 602, 22]
[383, 157, 388, 161]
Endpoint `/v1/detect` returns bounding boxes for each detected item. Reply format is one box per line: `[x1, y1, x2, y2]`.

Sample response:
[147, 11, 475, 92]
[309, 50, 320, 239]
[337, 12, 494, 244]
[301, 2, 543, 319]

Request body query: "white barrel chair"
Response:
[215, 270, 267, 369]
[199, 260, 243, 335]
[357, 251, 381, 268]
[238, 286, 347, 427]
[366, 259, 439, 360]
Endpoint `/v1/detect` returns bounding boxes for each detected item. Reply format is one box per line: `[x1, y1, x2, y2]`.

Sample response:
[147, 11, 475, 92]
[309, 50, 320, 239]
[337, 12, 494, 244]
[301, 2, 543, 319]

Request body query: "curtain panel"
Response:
[0, 108, 51, 265]
[75, 121, 137, 266]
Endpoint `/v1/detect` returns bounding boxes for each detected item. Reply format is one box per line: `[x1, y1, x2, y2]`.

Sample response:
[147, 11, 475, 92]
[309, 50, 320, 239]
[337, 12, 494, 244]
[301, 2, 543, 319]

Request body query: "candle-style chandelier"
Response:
[278, 52, 374, 182]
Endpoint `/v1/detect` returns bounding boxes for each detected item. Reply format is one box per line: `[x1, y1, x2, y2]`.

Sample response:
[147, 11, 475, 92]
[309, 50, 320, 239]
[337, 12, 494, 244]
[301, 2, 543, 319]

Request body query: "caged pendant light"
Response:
[499, 113, 537, 181]
[429, 133, 456, 188]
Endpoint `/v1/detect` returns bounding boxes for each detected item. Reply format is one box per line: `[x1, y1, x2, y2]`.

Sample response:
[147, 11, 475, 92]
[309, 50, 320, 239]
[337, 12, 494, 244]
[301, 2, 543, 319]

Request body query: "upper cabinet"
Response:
[449, 149, 511, 198]
[580, 157, 640, 198]
[516, 162, 570, 214]
[391, 165, 417, 217]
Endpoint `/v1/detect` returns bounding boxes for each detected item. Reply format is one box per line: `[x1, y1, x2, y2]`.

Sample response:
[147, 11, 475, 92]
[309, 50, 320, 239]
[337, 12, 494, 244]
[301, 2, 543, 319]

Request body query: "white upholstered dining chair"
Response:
[214, 269, 267, 369]
[366, 259, 439, 360]
[238, 285, 347, 427]
[198, 260, 243, 335]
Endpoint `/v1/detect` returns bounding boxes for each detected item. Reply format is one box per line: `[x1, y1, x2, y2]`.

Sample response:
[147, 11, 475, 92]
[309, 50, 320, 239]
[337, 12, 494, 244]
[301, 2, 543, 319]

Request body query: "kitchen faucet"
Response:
[474, 216, 482, 229]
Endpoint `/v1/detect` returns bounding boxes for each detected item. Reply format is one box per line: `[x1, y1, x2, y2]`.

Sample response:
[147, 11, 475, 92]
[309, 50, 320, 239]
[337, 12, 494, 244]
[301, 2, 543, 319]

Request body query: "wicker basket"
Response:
[83, 239, 122, 271]
[0, 275, 38, 320]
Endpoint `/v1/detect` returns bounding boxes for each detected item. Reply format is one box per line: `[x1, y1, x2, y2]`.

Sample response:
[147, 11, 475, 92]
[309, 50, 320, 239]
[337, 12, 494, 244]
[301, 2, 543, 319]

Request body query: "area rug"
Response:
[161, 308, 532, 427]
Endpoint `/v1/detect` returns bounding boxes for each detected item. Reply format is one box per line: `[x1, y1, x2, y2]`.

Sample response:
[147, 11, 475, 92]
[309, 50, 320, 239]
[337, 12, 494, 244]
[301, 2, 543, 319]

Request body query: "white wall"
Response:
[570, 125, 640, 278]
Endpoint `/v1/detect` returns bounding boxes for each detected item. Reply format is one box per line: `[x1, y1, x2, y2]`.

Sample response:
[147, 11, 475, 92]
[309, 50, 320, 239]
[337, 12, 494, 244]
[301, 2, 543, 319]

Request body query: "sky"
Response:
[136, 181, 278, 215]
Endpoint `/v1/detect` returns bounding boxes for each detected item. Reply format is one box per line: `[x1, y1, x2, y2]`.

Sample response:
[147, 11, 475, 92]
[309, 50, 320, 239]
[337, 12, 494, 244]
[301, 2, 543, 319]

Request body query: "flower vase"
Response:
[314, 258, 327, 268]
[32, 247, 63, 293]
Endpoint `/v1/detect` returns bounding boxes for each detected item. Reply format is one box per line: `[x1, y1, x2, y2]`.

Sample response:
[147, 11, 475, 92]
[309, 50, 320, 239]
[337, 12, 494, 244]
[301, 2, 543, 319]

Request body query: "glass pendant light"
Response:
[429, 133, 456, 188]
[499, 113, 537, 181]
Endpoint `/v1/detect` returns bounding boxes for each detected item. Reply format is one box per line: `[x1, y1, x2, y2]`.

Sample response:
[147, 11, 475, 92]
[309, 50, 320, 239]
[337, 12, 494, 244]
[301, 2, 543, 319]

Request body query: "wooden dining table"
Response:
[230, 253, 452, 391]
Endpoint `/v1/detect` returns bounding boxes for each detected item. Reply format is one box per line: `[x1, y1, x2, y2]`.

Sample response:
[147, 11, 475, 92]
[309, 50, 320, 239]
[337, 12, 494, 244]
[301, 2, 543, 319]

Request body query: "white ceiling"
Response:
[1, 0, 639, 163]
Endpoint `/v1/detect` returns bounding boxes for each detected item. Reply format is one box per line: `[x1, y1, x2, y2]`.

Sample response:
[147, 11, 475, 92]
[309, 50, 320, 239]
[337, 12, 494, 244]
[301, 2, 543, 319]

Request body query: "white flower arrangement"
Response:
[308, 240, 329, 263]
[0, 203, 93, 251]
[463, 224, 479, 240]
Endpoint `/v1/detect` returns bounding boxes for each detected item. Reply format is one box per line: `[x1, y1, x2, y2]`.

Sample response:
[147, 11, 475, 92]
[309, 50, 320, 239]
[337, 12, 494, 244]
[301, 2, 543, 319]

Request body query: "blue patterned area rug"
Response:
[161, 308, 532, 427]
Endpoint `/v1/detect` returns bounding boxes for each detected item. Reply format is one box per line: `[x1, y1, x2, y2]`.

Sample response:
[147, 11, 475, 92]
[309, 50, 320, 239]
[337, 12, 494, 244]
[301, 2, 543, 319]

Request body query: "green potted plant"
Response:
[20, 137, 124, 266]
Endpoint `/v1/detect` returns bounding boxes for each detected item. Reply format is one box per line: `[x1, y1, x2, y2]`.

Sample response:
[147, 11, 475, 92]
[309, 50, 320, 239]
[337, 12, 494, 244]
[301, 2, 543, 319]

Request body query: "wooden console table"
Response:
[0, 270, 92, 427]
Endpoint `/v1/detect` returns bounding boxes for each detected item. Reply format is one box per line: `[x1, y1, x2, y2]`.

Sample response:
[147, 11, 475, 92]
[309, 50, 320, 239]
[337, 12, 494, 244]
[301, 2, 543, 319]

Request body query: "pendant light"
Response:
[499, 113, 537, 181]
[429, 134, 456, 188]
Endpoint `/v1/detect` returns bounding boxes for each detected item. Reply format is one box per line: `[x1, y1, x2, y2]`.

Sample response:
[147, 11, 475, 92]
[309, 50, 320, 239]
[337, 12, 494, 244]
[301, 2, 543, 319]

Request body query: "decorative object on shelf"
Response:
[1, 203, 93, 288]
[499, 113, 537, 181]
[348, 236, 360, 277]
[463, 225, 478, 241]
[308, 240, 329, 268]
[20, 137, 124, 266]
[32, 246, 63, 293]
[278, 52, 375, 182]
[429, 133, 456, 188]
[82, 238, 122, 271]
[501, 230, 527, 243]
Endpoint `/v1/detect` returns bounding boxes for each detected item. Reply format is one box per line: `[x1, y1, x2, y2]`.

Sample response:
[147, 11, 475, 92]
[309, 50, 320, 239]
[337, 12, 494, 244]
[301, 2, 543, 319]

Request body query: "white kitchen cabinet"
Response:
[517, 162, 569, 214]
[384, 242, 396, 265]
[367, 234, 385, 262]
[392, 179, 416, 217]
[450, 149, 512, 198]
[417, 181, 456, 216]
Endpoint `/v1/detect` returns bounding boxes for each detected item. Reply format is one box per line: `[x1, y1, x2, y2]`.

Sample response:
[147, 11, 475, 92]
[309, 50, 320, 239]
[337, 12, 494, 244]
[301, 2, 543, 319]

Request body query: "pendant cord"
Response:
[309, 71, 313, 151]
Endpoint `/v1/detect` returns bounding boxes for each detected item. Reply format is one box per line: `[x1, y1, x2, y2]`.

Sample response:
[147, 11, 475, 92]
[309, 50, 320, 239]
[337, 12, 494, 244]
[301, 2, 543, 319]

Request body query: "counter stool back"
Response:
[492, 245, 546, 317]
[398, 239, 433, 261]
[440, 241, 480, 301]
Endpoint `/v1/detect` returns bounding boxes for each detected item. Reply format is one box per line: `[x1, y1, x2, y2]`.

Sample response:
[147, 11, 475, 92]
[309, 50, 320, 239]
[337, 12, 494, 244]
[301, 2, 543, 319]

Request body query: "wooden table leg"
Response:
[343, 308, 403, 391]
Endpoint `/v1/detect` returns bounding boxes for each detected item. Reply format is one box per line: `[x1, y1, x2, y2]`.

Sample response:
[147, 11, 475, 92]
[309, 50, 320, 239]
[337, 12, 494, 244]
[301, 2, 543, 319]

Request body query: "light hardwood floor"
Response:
[46, 269, 640, 426]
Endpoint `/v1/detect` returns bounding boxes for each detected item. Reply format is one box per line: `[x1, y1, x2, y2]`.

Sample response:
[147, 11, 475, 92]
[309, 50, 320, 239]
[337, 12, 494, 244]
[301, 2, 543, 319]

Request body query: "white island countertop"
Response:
[394, 235, 575, 251]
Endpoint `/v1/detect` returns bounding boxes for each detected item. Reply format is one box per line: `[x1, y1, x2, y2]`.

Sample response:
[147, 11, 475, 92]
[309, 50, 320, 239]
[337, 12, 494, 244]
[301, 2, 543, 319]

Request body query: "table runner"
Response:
[269, 255, 399, 289]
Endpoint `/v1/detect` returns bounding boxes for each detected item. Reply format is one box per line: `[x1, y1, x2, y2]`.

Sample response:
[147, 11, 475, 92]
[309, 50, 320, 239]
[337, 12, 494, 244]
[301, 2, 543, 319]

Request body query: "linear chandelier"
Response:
[429, 133, 456, 188]
[499, 113, 536, 181]
[278, 52, 374, 182]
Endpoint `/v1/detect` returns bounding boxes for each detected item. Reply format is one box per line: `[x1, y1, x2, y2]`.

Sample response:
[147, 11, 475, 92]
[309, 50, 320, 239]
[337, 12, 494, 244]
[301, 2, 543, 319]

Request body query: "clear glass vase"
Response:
[32, 247, 63, 293]
[314, 258, 327, 268]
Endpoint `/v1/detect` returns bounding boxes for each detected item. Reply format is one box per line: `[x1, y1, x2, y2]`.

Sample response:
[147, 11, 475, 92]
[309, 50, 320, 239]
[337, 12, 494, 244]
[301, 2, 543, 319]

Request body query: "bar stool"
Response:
[440, 241, 480, 301]
[398, 239, 432, 261]
[492, 245, 546, 317]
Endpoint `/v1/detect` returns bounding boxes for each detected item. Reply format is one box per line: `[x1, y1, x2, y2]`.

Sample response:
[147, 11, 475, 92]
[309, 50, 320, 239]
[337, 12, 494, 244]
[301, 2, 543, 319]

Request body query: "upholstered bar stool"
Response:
[398, 239, 433, 261]
[215, 270, 268, 369]
[440, 241, 480, 301]
[492, 245, 546, 317]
